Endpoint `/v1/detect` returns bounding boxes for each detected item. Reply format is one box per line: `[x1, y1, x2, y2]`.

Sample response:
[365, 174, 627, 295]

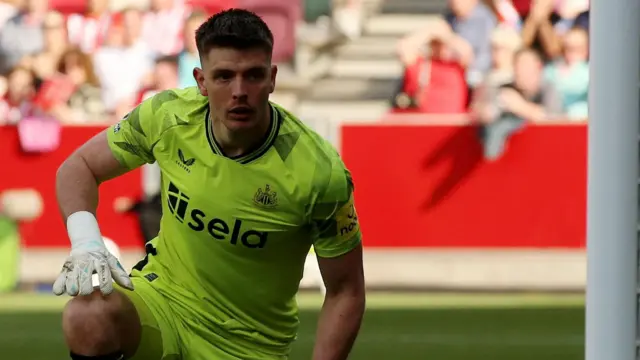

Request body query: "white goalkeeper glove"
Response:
[53, 211, 134, 296]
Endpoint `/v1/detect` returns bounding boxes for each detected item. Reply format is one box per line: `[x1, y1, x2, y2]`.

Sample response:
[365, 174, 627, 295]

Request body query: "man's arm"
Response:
[536, 19, 562, 59]
[313, 245, 366, 360]
[310, 161, 366, 360]
[53, 94, 164, 296]
[397, 18, 453, 65]
[56, 131, 130, 220]
[57, 92, 164, 222]
[443, 33, 474, 68]
[498, 88, 548, 122]
[521, 0, 554, 48]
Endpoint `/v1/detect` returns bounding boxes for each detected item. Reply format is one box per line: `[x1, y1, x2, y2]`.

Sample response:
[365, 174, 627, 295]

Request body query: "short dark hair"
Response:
[195, 9, 274, 58]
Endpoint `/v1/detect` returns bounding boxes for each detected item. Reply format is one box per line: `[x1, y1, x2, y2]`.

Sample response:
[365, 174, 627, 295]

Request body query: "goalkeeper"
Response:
[53, 9, 365, 360]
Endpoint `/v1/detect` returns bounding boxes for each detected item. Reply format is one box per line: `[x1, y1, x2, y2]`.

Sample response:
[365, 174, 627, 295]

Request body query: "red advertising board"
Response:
[2, 118, 587, 249]
[0, 126, 144, 249]
[341, 120, 587, 248]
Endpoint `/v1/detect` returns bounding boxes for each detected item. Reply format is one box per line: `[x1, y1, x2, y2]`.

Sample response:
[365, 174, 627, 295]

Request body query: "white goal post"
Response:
[586, 0, 640, 359]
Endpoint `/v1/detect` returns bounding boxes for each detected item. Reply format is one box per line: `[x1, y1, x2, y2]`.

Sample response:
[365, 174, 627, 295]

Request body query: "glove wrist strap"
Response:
[67, 211, 105, 253]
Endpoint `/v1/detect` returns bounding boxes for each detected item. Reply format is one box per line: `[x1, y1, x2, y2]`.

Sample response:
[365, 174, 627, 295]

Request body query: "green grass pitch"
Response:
[0, 292, 584, 359]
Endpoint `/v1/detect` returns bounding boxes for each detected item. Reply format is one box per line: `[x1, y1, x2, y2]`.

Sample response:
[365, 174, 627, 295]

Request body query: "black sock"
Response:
[70, 351, 124, 360]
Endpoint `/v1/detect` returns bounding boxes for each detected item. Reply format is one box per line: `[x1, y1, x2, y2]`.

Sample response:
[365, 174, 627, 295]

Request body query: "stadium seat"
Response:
[237, 0, 301, 63]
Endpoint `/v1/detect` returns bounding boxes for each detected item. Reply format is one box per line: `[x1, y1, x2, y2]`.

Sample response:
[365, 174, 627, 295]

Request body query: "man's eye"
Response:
[215, 74, 232, 81]
[248, 74, 263, 81]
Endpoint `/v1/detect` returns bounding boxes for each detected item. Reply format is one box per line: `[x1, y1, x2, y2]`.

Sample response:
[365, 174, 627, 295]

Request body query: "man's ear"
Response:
[269, 64, 277, 94]
[193, 67, 207, 96]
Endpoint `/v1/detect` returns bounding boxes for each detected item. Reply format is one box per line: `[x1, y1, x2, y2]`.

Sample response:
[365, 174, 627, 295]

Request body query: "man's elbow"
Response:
[327, 286, 365, 325]
[56, 152, 100, 193]
[327, 277, 366, 309]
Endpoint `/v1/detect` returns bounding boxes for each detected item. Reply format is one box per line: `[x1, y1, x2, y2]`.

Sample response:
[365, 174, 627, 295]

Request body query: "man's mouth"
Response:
[228, 106, 254, 117]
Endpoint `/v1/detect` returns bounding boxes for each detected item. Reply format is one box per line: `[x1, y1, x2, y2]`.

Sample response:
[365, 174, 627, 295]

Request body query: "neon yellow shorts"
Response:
[116, 276, 287, 360]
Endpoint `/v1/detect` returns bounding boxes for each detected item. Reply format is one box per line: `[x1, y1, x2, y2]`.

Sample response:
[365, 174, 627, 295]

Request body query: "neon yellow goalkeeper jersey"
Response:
[106, 87, 361, 355]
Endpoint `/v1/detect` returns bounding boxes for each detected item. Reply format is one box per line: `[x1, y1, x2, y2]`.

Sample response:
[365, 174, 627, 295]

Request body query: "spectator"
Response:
[394, 19, 472, 113]
[122, 6, 147, 51]
[421, 35, 471, 113]
[0, 66, 36, 125]
[444, 0, 497, 88]
[399, 0, 496, 90]
[471, 26, 521, 104]
[66, 0, 112, 53]
[397, 17, 451, 66]
[0, 0, 18, 28]
[543, 26, 588, 120]
[46, 48, 105, 124]
[29, 11, 69, 80]
[177, 10, 206, 89]
[136, 55, 179, 104]
[552, 0, 589, 34]
[472, 49, 563, 160]
[521, 0, 589, 60]
[141, 0, 188, 56]
[0, 0, 49, 74]
[93, 9, 154, 116]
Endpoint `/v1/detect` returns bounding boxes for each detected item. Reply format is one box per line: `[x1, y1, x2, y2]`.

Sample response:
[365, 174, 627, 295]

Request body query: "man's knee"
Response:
[63, 290, 140, 356]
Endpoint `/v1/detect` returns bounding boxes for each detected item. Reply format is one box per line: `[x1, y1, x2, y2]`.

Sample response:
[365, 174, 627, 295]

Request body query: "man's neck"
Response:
[211, 105, 272, 158]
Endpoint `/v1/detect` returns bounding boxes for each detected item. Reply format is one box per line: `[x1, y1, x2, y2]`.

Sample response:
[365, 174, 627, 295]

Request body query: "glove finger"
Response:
[107, 256, 134, 290]
[52, 269, 68, 296]
[65, 264, 79, 296]
[94, 258, 114, 295]
[78, 257, 96, 296]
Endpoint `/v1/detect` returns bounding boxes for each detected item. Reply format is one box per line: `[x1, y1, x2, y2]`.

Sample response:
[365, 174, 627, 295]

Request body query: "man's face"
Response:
[123, 10, 142, 45]
[513, 51, 542, 93]
[562, 28, 588, 64]
[44, 16, 67, 53]
[154, 62, 178, 90]
[194, 47, 277, 132]
[8, 69, 34, 101]
[429, 39, 453, 61]
[184, 17, 205, 54]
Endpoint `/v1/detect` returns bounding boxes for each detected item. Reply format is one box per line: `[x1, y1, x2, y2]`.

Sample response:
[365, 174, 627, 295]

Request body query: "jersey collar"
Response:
[205, 103, 281, 164]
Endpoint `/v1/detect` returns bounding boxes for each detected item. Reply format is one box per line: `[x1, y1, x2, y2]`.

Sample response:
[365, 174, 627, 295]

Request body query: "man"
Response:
[178, 10, 207, 89]
[472, 48, 563, 160]
[0, 0, 48, 74]
[53, 9, 365, 360]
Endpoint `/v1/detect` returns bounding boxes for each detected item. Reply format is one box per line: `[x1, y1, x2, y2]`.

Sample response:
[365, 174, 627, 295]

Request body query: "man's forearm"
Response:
[56, 154, 100, 221]
[312, 291, 365, 360]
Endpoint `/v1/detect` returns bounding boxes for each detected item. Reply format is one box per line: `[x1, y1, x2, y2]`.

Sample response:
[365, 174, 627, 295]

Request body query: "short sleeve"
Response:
[310, 161, 362, 258]
[106, 95, 163, 170]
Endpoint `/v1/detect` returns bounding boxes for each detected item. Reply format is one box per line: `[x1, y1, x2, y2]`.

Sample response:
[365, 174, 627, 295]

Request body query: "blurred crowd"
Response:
[0, 0, 590, 157]
[0, 0, 231, 126]
[394, 0, 589, 158]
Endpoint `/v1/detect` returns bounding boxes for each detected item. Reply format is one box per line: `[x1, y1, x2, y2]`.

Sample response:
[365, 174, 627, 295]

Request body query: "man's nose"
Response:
[231, 77, 248, 99]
